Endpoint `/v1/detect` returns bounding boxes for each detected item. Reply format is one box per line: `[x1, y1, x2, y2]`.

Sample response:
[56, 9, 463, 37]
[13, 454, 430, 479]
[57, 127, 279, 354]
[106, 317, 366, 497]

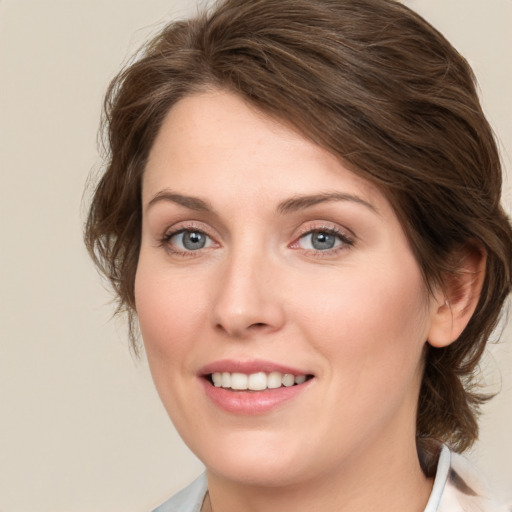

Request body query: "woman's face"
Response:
[136, 90, 439, 487]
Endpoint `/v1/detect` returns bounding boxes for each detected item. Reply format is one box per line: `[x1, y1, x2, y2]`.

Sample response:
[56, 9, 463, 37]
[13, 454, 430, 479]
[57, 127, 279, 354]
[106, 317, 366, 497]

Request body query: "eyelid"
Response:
[162, 220, 215, 239]
[159, 221, 220, 255]
[294, 221, 354, 240]
[157, 220, 354, 256]
[289, 222, 355, 253]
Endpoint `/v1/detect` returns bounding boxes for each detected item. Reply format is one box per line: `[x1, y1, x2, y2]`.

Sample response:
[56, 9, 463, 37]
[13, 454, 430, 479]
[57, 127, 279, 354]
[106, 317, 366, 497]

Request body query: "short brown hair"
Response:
[85, 0, 512, 453]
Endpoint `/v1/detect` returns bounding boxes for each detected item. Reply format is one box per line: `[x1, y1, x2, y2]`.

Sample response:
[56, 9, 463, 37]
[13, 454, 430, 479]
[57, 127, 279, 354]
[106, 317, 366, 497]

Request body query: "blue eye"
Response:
[168, 230, 212, 251]
[298, 229, 350, 251]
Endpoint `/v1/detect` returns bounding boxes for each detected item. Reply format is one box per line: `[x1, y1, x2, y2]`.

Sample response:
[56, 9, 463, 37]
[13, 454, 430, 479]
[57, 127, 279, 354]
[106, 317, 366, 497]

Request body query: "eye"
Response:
[167, 229, 214, 252]
[296, 228, 353, 252]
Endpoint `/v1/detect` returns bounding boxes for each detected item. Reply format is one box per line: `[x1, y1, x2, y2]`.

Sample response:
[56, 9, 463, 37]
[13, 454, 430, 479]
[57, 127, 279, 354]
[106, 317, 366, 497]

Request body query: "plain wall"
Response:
[0, 1, 510, 511]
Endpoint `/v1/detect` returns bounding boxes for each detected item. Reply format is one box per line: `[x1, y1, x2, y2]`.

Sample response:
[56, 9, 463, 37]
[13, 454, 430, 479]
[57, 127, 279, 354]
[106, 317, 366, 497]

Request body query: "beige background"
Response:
[0, 1, 510, 511]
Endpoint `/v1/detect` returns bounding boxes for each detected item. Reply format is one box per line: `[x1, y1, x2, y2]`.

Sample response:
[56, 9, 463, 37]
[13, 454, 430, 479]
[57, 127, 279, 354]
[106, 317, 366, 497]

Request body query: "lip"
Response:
[198, 359, 314, 415]
[199, 359, 309, 376]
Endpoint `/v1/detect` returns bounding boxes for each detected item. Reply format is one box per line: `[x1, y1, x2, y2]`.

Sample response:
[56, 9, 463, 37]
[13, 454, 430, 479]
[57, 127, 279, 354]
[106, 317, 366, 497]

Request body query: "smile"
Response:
[199, 360, 315, 414]
[210, 371, 310, 391]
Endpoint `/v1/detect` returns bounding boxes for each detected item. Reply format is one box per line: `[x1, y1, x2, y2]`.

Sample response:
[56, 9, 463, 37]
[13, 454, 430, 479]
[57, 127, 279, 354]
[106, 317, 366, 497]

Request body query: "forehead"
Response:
[143, 90, 389, 214]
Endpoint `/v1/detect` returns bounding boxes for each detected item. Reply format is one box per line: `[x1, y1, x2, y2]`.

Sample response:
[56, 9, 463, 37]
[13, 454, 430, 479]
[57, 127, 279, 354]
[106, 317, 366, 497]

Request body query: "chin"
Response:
[207, 456, 312, 489]
[191, 426, 334, 489]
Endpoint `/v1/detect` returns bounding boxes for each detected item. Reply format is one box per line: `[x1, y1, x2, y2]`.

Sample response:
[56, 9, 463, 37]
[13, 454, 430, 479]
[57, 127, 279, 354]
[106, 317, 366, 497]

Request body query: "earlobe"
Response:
[427, 244, 486, 348]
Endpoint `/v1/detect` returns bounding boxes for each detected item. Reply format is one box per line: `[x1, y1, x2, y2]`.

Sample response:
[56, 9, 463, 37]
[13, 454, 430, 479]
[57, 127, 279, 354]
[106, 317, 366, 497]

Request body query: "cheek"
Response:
[294, 256, 430, 380]
[134, 261, 213, 431]
[134, 261, 205, 366]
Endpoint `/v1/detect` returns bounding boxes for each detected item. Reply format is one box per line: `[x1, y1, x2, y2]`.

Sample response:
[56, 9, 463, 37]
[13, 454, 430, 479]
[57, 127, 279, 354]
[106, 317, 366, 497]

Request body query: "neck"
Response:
[205, 436, 433, 512]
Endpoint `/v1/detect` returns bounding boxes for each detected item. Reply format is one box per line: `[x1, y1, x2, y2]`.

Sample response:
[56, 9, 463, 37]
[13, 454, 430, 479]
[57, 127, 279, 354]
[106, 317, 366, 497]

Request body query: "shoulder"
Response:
[151, 473, 208, 512]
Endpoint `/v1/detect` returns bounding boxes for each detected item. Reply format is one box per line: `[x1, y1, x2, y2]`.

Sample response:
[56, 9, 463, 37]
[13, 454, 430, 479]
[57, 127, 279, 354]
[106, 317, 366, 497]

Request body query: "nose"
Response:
[210, 247, 286, 339]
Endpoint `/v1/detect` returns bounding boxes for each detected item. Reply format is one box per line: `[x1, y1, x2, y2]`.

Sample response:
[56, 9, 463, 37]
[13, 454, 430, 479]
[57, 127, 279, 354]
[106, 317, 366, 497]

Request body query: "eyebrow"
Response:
[146, 190, 213, 212]
[277, 192, 378, 215]
[146, 190, 378, 215]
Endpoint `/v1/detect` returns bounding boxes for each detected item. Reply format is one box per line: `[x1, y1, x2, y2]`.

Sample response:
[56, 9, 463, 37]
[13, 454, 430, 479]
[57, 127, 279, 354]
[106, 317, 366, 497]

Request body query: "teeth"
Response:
[295, 375, 307, 385]
[212, 372, 223, 387]
[231, 372, 248, 390]
[248, 372, 267, 391]
[267, 371, 282, 389]
[282, 373, 295, 387]
[211, 371, 309, 390]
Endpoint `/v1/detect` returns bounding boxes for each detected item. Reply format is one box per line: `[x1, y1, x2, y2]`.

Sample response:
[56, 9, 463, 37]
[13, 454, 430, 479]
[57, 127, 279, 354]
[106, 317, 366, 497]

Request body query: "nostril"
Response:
[249, 322, 267, 330]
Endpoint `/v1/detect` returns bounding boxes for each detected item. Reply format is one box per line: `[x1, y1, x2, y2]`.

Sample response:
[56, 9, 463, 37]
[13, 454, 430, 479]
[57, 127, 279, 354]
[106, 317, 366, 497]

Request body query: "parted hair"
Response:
[85, 0, 512, 454]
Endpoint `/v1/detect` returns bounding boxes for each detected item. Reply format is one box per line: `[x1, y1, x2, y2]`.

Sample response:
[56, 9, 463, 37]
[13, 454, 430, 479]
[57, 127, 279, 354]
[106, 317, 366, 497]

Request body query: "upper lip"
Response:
[199, 359, 311, 377]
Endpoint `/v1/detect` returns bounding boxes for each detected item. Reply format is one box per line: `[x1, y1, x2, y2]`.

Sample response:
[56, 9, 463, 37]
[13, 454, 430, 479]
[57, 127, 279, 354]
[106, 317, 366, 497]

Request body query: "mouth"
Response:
[199, 362, 315, 414]
[207, 371, 314, 391]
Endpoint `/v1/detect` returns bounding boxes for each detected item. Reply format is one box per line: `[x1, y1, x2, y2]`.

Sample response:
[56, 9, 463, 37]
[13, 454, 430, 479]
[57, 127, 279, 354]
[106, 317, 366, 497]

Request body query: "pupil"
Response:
[312, 231, 335, 250]
[183, 231, 206, 250]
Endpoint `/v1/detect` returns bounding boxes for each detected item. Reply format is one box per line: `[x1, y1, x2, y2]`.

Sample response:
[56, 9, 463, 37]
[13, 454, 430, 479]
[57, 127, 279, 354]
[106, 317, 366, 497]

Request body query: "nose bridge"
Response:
[211, 235, 285, 338]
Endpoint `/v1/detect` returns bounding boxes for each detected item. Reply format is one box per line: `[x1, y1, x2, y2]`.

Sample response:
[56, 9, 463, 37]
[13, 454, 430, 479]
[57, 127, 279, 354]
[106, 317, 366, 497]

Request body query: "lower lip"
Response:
[201, 378, 313, 415]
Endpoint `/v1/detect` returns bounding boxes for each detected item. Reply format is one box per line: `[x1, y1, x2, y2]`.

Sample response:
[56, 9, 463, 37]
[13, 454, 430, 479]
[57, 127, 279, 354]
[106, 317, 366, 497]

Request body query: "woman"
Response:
[85, 0, 512, 510]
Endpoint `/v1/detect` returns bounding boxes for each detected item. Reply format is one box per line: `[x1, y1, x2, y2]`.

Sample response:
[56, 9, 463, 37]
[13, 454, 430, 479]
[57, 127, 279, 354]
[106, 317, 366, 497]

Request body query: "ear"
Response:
[428, 243, 486, 348]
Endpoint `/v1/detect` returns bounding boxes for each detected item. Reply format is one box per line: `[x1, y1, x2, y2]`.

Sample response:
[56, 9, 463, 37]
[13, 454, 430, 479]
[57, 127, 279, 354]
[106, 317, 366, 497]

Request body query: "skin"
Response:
[136, 89, 452, 512]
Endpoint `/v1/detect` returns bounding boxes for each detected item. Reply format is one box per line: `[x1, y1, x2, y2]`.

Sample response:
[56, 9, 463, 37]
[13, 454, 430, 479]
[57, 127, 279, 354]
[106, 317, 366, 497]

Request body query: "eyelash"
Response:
[158, 223, 354, 257]
[158, 222, 217, 258]
[292, 225, 354, 256]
